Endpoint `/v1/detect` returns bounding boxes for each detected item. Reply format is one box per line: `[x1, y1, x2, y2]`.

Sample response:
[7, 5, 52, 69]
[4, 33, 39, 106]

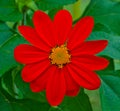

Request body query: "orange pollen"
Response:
[49, 45, 71, 68]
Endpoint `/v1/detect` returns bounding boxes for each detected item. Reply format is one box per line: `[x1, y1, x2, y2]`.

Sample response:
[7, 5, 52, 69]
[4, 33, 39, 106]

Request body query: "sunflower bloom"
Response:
[14, 10, 109, 106]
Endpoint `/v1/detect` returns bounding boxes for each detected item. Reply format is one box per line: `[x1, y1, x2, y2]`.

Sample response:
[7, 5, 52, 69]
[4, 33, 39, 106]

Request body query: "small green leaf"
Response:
[1, 66, 23, 98]
[85, 90, 102, 111]
[65, 0, 91, 21]
[1, 68, 16, 97]
[0, 0, 22, 22]
[114, 60, 120, 70]
[99, 70, 120, 111]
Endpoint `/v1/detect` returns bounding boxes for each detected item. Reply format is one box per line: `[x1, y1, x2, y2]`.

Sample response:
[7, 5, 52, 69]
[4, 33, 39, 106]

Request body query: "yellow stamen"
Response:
[49, 45, 71, 68]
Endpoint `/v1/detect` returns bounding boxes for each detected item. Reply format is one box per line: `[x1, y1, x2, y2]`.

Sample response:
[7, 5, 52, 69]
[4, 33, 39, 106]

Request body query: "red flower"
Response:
[14, 10, 109, 106]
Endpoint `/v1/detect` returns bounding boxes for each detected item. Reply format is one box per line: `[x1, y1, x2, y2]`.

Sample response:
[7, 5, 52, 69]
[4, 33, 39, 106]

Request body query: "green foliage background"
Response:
[0, 0, 120, 111]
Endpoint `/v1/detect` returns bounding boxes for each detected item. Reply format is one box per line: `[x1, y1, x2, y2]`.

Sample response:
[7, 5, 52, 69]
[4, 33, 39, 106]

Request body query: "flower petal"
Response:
[22, 60, 50, 82]
[53, 10, 72, 45]
[71, 55, 109, 71]
[33, 10, 57, 47]
[14, 44, 49, 64]
[63, 67, 79, 91]
[68, 16, 94, 50]
[66, 88, 80, 96]
[30, 66, 57, 92]
[71, 40, 108, 54]
[67, 64, 101, 90]
[46, 68, 66, 106]
[18, 26, 50, 51]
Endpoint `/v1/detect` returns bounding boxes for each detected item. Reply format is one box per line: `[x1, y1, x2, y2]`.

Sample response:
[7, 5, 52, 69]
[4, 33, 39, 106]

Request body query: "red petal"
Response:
[30, 66, 57, 92]
[14, 44, 49, 64]
[22, 60, 50, 82]
[68, 16, 94, 50]
[71, 40, 108, 54]
[46, 68, 66, 106]
[53, 10, 72, 45]
[71, 55, 109, 71]
[18, 26, 50, 51]
[67, 64, 101, 90]
[63, 67, 79, 91]
[33, 10, 57, 47]
[66, 88, 80, 97]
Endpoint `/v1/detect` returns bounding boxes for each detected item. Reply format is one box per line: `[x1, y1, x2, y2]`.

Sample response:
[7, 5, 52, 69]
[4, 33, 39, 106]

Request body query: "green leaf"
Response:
[60, 89, 93, 111]
[114, 60, 120, 70]
[35, 0, 77, 11]
[0, 85, 50, 111]
[85, 90, 102, 111]
[0, 0, 22, 22]
[84, 0, 120, 35]
[99, 70, 120, 111]
[0, 22, 13, 45]
[15, 72, 47, 103]
[65, 0, 91, 21]
[88, 31, 120, 59]
[1, 68, 16, 97]
[1, 67, 23, 98]
[0, 22, 26, 76]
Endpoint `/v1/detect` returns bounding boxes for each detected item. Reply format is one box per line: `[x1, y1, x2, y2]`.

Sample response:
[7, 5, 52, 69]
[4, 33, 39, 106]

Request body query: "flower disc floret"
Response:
[49, 45, 71, 68]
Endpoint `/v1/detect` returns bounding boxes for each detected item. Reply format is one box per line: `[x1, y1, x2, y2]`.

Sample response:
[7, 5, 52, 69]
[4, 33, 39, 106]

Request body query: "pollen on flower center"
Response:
[49, 45, 71, 68]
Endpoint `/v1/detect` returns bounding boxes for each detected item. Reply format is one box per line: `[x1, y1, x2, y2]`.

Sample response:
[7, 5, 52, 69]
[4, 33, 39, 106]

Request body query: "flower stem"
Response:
[48, 106, 63, 111]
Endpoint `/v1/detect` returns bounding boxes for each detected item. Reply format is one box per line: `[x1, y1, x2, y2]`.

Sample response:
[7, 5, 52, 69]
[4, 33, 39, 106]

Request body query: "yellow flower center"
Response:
[49, 45, 71, 68]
